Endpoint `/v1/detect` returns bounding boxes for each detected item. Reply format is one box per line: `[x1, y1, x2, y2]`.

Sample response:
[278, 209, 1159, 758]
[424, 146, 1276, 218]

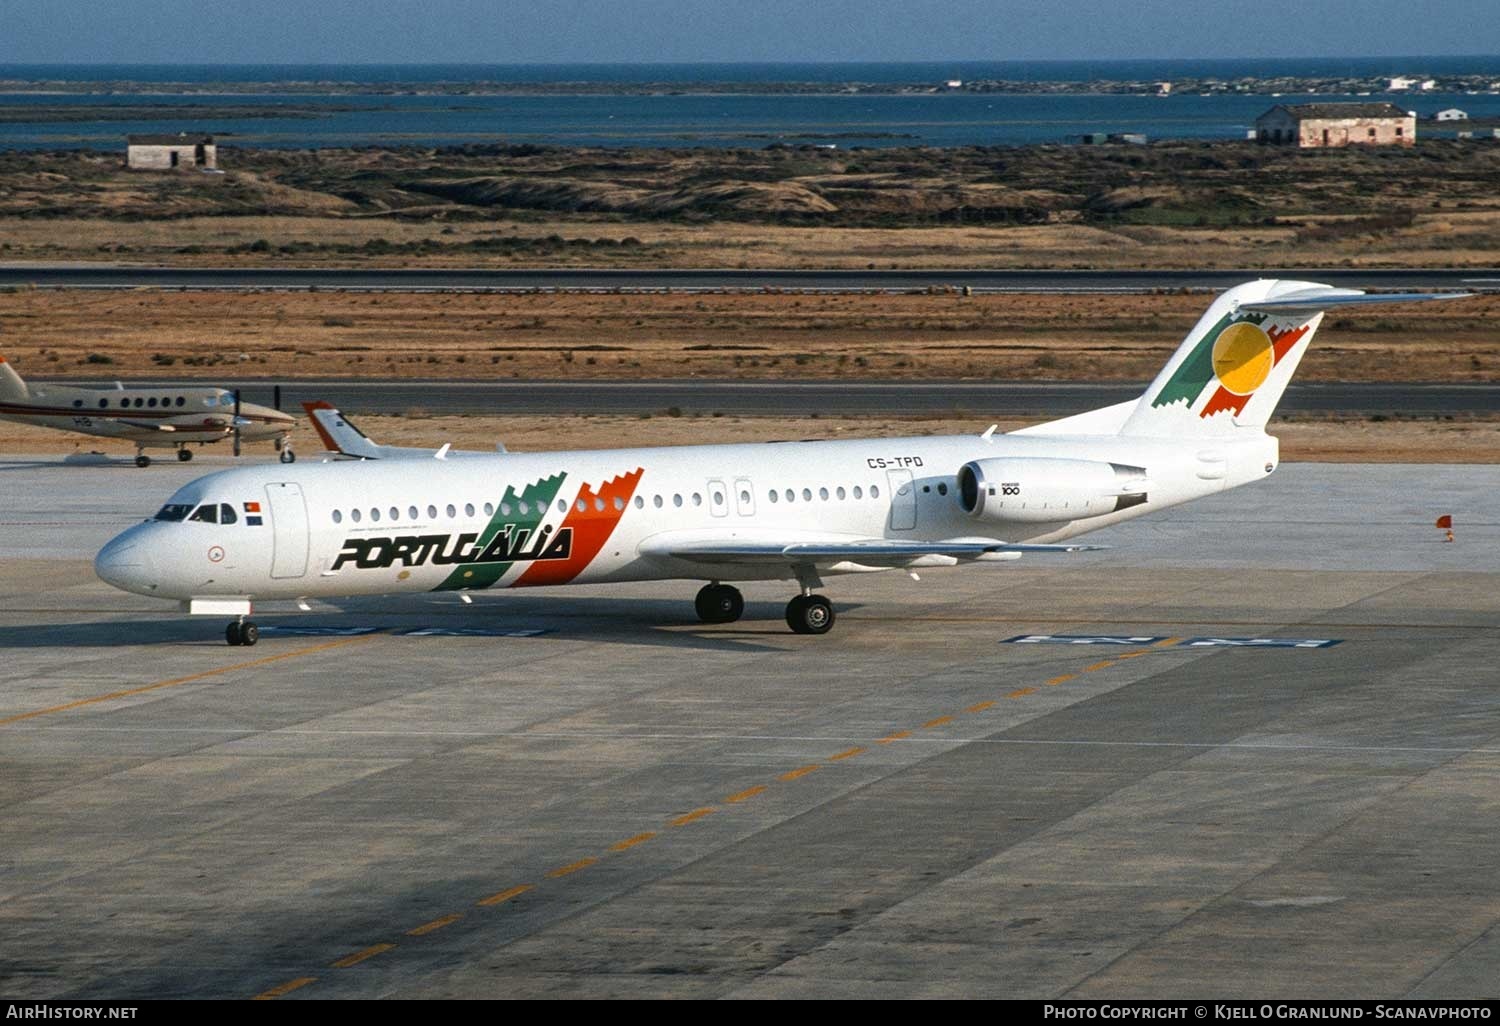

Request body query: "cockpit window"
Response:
[219, 504, 237, 525]
[220, 394, 235, 407]
[154, 504, 193, 522]
[188, 504, 220, 524]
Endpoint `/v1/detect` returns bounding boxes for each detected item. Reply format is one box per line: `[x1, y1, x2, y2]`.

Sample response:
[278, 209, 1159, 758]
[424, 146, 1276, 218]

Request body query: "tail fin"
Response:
[0, 354, 28, 402]
[302, 401, 384, 459]
[1117, 279, 1468, 438]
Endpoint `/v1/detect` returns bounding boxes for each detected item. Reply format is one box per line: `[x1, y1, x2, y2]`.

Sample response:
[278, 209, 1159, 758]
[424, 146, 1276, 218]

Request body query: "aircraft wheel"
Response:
[240, 622, 259, 646]
[135, 454, 151, 468]
[177, 448, 193, 462]
[226, 622, 242, 646]
[786, 594, 835, 635]
[695, 583, 744, 624]
[279, 448, 296, 464]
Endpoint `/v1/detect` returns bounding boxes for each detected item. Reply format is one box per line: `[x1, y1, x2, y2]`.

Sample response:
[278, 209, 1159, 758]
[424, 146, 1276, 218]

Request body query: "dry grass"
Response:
[3, 289, 1497, 383]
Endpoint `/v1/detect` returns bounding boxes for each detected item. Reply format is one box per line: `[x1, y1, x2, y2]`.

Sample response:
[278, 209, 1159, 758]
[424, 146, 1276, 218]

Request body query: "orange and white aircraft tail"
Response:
[303, 401, 501, 460]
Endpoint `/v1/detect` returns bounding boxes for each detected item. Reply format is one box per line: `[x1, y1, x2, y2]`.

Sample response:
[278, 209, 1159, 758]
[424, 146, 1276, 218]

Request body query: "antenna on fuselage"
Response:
[232, 389, 242, 457]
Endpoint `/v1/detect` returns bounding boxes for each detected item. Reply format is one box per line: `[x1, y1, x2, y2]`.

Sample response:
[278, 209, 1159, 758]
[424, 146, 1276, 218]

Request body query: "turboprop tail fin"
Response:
[0, 354, 28, 402]
[1115, 279, 1468, 438]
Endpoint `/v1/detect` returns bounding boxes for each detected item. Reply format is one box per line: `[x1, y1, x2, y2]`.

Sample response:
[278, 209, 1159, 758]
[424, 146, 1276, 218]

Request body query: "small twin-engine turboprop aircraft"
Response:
[96, 281, 1466, 645]
[0, 354, 295, 466]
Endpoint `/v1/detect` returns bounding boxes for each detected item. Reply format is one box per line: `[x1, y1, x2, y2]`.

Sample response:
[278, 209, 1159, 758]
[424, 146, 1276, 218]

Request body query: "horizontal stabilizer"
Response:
[1238, 288, 1472, 314]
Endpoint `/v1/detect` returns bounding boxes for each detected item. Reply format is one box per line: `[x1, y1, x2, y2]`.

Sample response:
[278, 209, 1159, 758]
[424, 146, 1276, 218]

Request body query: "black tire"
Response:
[786, 594, 835, 635]
[135, 454, 150, 468]
[694, 584, 744, 624]
[226, 622, 242, 646]
[240, 622, 259, 646]
[279, 449, 296, 464]
[177, 448, 193, 462]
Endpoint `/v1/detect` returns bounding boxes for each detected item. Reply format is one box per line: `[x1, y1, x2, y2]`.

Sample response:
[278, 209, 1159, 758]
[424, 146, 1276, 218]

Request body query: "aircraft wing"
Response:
[640, 534, 1100, 568]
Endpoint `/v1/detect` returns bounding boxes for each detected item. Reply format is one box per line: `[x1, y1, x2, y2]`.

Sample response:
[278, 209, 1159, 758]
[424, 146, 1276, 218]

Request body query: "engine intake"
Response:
[957, 457, 1148, 524]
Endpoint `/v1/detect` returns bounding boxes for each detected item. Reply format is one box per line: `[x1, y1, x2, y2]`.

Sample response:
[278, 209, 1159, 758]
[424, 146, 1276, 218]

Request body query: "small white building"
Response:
[126, 133, 217, 171]
[1389, 76, 1417, 91]
[1434, 108, 1469, 121]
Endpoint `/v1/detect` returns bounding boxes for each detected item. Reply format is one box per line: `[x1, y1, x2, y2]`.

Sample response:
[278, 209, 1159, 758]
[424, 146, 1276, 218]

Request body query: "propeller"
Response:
[232, 389, 242, 457]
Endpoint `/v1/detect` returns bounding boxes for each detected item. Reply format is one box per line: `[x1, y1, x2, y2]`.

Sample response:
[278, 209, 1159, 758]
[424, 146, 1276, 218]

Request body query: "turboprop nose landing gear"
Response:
[276, 436, 296, 464]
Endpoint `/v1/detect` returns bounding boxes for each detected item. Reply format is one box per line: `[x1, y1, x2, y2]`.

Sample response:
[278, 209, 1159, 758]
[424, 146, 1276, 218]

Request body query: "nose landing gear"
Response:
[133, 443, 150, 468]
[226, 618, 259, 647]
[276, 436, 296, 464]
[177, 447, 193, 462]
[694, 582, 745, 624]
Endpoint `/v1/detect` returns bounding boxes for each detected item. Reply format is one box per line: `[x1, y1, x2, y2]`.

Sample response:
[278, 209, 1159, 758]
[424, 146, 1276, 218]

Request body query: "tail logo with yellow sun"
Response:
[1149, 311, 1311, 419]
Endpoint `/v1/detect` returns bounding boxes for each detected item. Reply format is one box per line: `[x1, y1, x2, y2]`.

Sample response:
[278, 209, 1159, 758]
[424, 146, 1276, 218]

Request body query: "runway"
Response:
[64, 378, 1500, 419]
[2, 456, 1497, 998]
[2, 265, 1497, 293]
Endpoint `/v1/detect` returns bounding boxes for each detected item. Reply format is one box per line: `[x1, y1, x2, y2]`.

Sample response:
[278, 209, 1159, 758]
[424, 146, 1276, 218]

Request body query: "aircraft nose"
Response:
[95, 531, 158, 595]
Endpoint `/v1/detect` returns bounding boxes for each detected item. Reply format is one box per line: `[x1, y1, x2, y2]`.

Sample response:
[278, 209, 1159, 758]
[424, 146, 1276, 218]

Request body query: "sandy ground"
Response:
[3, 412, 1498, 464]
[2, 289, 1496, 384]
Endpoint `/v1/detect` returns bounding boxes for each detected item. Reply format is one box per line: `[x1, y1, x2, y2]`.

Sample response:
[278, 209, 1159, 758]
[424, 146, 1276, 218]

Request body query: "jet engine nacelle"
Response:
[957, 457, 1149, 524]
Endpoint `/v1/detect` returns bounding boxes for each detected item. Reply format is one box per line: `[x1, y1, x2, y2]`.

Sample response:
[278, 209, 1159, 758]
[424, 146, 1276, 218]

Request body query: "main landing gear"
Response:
[226, 618, 259, 647]
[177, 447, 194, 462]
[785, 593, 835, 635]
[692, 581, 837, 635]
[694, 582, 744, 624]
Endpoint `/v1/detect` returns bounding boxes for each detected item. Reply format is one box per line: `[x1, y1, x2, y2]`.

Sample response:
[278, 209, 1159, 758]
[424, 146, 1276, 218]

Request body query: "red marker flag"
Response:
[1435, 514, 1453, 529]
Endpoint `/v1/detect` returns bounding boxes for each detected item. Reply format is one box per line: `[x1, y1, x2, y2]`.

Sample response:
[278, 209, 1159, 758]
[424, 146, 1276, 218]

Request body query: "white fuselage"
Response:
[94, 429, 1278, 605]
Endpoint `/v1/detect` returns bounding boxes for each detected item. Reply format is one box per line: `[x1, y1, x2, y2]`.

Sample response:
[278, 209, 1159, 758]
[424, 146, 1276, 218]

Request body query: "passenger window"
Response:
[937, 482, 948, 496]
[483, 502, 493, 516]
[463, 503, 473, 517]
[769, 490, 779, 503]
[333, 510, 343, 524]
[410, 506, 419, 520]
[802, 488, 812, 501]
[351, 509, 362, 523]
[500, 502, 511, 516]
[147, 398, 157, 408]
[133, 398, 143, 407]
[853, 486, 863, 499]
[518, 501, 529, 515]
[653, 495, 663, 508]
[576, 499, 587, 512]
[595, 497, 606, 511]
[72, 400, 83, 408]
[427, 505, 438, 519]
[836, 486, 846, 500]
[712, 490, 724, 505]
[175, 397, 185, 407]
[633, 496, 644, 509]
[370, 508, 381, 522]
[613, 496, 624, 511]
[871, 485, 880, 498]
[673, 494, 683, 507]
[446, 504, 456, 518]
[389, 506, 400, 521]
[220, 504, 237, 524]
[819, 487, 829, 500]
[557, 500, 566, 512]
[785, 489, 795, 502]
[188, 504, 218, 524]
[740, 490, 750, 505]
[691, 493, 702, 506]
[98, 399, 107, 408]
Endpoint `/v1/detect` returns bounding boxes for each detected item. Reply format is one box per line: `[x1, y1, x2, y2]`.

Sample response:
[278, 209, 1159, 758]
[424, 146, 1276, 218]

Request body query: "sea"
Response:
[3, 58, 1500, 151]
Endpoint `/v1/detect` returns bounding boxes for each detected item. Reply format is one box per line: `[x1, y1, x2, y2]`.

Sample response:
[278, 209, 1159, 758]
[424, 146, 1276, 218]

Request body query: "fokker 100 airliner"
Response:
[95, 280, 1464, 645]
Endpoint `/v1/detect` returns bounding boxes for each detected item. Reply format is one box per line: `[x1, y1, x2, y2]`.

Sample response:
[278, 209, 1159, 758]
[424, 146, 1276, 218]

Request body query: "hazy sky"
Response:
[5, 0, 1499, 64]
